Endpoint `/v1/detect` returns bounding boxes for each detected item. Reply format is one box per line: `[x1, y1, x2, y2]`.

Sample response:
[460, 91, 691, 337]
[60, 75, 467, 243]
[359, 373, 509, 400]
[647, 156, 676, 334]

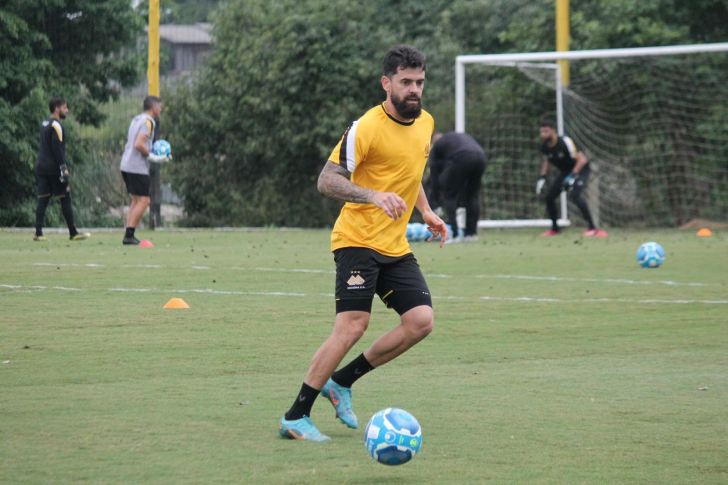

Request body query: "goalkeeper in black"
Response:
[33, 98, 89, 241]
[536, 120, 607, 237]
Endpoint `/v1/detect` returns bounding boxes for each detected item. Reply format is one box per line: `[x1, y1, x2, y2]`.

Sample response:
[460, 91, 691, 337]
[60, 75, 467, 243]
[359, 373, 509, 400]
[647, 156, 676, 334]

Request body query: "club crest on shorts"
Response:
[347, 272, 365, 288]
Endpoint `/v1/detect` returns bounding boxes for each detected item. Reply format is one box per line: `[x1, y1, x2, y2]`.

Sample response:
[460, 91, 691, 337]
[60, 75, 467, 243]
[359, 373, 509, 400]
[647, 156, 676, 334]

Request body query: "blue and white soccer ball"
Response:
[406, 223, 428, 242]
[406, 223, 418, 242]
[406, 223, 456, 242]
[152, 139, 171, 156]
[365, 408, 422, 466]
[637, 242, 665, 268]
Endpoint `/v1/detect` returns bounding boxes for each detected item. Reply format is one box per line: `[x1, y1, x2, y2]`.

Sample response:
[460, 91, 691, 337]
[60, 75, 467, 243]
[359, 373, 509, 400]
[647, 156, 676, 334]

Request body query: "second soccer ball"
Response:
[153, 139, 172, 156]
[637, 242, 665, 268]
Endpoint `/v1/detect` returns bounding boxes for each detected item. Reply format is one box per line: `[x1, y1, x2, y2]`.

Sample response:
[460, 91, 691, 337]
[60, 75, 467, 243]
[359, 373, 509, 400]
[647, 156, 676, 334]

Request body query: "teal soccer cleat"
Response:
[321, 378, 359, 429]
[278, 416, 331, 442]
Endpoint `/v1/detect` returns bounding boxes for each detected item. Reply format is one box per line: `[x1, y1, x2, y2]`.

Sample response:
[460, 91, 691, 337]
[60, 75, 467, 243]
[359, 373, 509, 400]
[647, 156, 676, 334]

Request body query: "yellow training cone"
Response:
[163, 298, 190, 309]
[697, 228, 713, 237]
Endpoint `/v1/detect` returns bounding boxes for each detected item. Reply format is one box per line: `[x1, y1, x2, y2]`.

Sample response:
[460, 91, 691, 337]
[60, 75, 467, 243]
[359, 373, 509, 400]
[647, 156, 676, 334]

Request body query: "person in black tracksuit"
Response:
[34, 98, 88, 241]
[536, 120, 607, 237]
[427, 132, 487, 241]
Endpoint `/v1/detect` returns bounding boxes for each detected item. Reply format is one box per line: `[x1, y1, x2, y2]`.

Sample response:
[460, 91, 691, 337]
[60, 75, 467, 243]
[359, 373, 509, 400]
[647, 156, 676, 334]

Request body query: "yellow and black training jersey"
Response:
[35, 118, 66, 176]
[541, 135, 579, 174]
[328, 103, 435, 257]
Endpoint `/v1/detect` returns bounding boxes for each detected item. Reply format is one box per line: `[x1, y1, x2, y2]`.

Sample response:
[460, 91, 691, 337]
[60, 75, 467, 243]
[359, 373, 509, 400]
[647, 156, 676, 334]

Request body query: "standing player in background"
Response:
[427, 131, 487, 243]
[278, 45, 449, 442]
[536, 120, 608, 237]
[33, 98, 89, 242]
[119, 96, 169, 245]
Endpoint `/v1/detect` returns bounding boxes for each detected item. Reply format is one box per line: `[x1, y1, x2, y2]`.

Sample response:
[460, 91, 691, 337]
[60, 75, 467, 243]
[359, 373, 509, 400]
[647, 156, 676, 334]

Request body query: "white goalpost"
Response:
[455, 43, 728, 230]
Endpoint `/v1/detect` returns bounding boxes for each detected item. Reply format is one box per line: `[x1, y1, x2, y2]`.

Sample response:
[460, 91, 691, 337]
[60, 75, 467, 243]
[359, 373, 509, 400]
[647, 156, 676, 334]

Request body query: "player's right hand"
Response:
[371, 192, 408, 220]
[535, 176, 546, 195]
[59, 164, 70, 183]
[147, 153, 170, 164]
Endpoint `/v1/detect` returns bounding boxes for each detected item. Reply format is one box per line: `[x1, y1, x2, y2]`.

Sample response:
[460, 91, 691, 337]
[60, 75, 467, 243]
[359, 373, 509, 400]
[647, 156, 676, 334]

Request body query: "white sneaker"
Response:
[445, 236, 463, 245]
[463, 235, 479, 243]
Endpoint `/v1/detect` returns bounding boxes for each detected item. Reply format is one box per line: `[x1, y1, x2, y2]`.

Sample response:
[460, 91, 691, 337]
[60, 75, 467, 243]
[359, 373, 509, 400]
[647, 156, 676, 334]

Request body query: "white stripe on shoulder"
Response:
[563, 136, 577, 158]
[345, 120, 359, 172]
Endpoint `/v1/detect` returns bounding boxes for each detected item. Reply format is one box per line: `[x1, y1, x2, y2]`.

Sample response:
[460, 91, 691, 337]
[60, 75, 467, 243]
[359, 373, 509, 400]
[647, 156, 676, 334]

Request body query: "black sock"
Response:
[125, 227, 135, 238]
[285, 382, 320, 421]
[60, 194, 75, 234]
[35, 197, 50, 236]
[331, 353, 375, 389]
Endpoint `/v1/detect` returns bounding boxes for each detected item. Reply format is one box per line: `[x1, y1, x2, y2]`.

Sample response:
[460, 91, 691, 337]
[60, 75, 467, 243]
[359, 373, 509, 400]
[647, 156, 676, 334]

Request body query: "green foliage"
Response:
[135, 0, 223, 23]
[166, 0, 464, 227]
[165, 0, 728, 227]
[5, 0, 728, 227]
[0, 0, 143, 226]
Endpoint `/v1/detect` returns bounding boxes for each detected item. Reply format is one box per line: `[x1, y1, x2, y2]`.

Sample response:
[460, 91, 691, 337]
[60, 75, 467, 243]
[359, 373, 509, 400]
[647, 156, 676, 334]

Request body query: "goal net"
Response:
[456, 44, 728, 229]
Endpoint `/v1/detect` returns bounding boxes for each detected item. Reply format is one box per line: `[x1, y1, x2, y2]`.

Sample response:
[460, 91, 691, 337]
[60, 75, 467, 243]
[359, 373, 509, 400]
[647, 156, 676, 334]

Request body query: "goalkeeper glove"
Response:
[562, 172, 579, 192]
[147, 153, 170, 164]
[59, 164, 70, 183]
[535, 176, 546, 195]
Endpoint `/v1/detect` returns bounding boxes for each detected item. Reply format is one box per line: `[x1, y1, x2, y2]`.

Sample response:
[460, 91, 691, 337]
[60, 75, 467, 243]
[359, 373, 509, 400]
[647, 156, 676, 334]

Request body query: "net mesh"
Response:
[465, 52, 728, 228]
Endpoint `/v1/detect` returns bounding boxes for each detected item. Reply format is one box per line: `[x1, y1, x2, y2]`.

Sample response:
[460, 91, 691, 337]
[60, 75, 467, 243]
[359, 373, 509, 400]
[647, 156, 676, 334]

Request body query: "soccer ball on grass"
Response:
[365, 408, 422, 466]
[636, 242, 665, 268]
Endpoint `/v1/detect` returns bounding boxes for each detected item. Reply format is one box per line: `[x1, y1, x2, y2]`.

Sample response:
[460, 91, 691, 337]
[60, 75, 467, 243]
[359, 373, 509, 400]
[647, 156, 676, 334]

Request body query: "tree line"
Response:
[2, 0, 726, 226]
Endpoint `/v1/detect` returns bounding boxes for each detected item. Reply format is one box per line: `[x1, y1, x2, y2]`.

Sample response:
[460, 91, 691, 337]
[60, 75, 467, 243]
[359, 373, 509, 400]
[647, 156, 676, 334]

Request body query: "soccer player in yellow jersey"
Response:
[279, 45, 449, 442]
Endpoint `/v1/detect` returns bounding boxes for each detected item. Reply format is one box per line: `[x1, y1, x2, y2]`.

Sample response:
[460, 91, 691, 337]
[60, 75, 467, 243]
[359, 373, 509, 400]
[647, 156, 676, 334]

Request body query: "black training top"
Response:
[35, 118, 66, 176]
[429, 132, 485, 168]
[540, 135, 582, 174]
[427, 132, 486, 202]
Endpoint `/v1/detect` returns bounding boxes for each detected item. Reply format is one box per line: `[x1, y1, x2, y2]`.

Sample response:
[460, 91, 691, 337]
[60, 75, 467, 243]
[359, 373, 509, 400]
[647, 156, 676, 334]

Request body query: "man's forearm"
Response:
[540, 159, 550, 176]
[573, 153, 588, 173]
[317, 161, 375, 204]
[415, 185, 432, 215]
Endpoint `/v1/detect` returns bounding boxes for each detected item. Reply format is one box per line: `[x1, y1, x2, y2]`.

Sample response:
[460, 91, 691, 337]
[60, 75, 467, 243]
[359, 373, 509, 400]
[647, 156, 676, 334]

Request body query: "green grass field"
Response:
[1, 228, 726, 484]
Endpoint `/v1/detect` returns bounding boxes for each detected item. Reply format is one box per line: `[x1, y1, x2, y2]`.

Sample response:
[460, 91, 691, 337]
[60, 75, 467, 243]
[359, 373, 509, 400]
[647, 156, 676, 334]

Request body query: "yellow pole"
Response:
[147, 0, 160, 96]
[556, 0, 570, 86]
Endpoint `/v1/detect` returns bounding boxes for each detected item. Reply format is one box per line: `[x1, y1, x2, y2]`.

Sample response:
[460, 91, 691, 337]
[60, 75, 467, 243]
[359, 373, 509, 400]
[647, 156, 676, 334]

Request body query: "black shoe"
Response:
[123, 236, 141, 245]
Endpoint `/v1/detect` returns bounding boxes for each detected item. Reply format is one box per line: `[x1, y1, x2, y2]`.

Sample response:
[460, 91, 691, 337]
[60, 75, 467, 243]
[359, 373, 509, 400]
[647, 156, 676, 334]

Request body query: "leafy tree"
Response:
[0, 0, 142, 225]
[165, 0, 467, 226]
[160, 0, 728, 226]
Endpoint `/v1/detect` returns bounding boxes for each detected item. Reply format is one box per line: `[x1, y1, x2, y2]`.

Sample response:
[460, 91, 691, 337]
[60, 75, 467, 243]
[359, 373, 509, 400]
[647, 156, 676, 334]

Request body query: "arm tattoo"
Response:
[317, 161, 375, 204]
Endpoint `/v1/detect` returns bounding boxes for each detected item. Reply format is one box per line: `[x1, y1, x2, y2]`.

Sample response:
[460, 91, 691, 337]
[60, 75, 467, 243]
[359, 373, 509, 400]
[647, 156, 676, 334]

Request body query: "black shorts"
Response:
[546, 163, 591, 201]
[334, 247, 432, 315]
[121, 171, 150, 197]
[36, 173, 69, 198]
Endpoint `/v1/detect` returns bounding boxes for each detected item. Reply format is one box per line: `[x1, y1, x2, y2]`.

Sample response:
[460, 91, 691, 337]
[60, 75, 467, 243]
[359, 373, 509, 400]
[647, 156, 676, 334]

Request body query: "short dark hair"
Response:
[382, 45, 426, 78]
[540, 119, 556, 129]
[143, 96, 162, 111]
[49, 98, 66, 113]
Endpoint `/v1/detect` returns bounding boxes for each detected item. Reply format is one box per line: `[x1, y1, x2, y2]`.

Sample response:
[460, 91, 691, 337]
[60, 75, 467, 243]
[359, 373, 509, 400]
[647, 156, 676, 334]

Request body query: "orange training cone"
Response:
[163, 298, 190, 309]
[139, 240, 154, 248]
[696, 228, 713, 237]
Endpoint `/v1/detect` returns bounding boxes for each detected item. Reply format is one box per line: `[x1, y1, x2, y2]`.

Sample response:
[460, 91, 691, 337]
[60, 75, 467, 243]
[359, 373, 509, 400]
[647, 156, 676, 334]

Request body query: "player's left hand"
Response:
[562, 172, 579, 192]
[59, 164, 70, 183]
[423, 210, 449, 248]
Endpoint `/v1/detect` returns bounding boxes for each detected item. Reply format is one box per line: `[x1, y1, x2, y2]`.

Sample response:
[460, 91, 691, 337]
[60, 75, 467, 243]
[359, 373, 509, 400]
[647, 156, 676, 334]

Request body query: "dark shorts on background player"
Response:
[121, 171, 151, 197]
[36, 173, 69, 198]
[334, 247, 432, 315]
